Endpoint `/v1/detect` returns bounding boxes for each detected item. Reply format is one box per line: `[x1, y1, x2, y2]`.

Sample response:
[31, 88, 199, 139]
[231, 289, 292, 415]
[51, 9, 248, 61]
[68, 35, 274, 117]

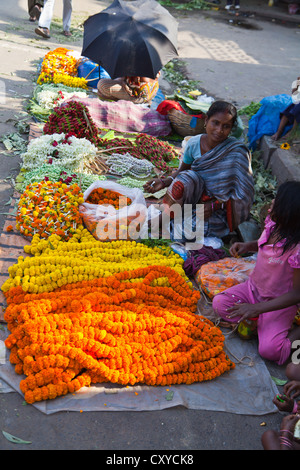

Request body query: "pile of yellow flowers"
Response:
[2, 228, 190, 295]
[4, 264, 234, 404]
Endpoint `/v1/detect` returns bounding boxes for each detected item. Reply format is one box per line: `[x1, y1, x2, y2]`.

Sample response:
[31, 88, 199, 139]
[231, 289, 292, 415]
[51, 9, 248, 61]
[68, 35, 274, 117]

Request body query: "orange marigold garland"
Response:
[4, 265, 235, 404]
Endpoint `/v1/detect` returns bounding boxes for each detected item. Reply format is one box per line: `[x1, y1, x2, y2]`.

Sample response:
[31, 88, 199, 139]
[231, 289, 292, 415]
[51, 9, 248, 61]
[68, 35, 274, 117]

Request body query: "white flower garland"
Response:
[21, 133, 98, 172]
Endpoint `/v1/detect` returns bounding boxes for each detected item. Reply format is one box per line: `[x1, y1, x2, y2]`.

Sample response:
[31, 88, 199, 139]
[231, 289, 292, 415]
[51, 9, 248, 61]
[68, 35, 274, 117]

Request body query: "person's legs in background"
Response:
[62, 0, 72, 36]
[35, 0, 55, 38]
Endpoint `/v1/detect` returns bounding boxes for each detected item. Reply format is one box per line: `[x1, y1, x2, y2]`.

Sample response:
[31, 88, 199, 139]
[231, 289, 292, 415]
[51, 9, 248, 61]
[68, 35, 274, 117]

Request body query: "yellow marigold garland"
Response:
[2, 228, 190, 295]
[4, 265, 234, 403]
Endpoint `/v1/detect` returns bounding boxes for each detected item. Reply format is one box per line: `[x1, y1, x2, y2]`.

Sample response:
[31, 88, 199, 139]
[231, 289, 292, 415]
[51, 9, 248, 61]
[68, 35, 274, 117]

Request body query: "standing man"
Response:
[35, 0, 72, 38]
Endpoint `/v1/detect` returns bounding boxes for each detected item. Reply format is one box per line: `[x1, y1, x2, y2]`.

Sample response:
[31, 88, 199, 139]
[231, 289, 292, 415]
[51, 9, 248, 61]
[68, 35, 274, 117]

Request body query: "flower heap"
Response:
[16, 180, 84, 240]
[21, 132, 98, 173]
[2, 228, 189, 295]
[98, 133, 179, 172]
[37, 48, 87, 89]
[43, 101, 102, 147]
[86, 187, 131, 210]
[4, 264, 234, 404]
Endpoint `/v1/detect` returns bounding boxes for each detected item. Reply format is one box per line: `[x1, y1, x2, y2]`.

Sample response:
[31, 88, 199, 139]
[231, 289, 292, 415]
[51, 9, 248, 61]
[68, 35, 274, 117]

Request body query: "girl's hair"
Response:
[206, 101, 238, 126]
[270, 181, 300, 253]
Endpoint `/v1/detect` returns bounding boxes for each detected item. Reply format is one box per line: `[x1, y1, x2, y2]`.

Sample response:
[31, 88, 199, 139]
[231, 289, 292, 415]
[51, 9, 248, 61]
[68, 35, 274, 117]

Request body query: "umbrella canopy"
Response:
[82, 0, 178, 79]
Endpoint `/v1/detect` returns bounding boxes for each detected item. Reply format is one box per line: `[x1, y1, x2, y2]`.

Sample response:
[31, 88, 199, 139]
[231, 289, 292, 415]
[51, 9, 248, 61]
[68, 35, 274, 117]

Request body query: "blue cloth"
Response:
[247, 94, 293, 150]
[77, 59, 111, 88]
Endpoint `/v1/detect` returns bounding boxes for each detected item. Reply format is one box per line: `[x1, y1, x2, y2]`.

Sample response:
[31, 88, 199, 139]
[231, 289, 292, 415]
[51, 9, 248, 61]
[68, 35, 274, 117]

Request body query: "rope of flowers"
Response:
[16, 180, 84, 240]
[2, 228, 189, 296]
[20, 132, 98, 173]
[43, 101, 102, 147]
[37, 72, 88, 90]
[4, 265, 234, 404]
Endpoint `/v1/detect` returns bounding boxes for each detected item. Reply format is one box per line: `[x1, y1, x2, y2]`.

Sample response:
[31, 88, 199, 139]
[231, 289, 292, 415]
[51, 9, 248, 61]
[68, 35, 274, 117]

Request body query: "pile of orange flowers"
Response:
[39, 48, 78, 77]
[16, 180, 84, 240]
[86, 188, 131, 210]
[195, 257, 256, 298]
[37, 48, 88, 89]
[4, 265, 234, 404]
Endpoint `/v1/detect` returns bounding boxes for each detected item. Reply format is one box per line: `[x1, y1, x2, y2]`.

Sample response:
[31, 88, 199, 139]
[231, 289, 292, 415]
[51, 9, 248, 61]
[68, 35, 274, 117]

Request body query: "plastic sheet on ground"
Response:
[0, 325, 279, 416]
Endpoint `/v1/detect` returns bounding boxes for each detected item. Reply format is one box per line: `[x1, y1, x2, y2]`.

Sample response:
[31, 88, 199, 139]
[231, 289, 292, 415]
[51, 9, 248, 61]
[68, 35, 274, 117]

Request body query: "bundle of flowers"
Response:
[98, 133, 179, 172]
[2, 228, 188, 295]
[86, 187, 131, 209]
[4, 265, 234, 404]
[16, 180, 84, 240]
[20, 132, 98, 173]
[43, 101, 102, 147]
[16, 164, 107, 193]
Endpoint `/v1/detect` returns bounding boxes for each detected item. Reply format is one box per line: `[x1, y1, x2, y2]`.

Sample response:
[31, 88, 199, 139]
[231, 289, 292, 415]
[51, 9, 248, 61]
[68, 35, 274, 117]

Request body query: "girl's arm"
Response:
[227, 268, 300, 322]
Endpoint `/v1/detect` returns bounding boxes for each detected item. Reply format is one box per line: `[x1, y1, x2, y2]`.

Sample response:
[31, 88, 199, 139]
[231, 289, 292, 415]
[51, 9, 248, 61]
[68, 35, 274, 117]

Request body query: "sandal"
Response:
[35, 26, 50, 39]
[63, 30, 72, 37]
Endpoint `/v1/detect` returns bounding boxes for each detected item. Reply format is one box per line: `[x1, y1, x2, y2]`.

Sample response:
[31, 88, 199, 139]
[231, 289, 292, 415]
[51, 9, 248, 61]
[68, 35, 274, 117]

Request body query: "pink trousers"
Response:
[212, 279, 297, 365]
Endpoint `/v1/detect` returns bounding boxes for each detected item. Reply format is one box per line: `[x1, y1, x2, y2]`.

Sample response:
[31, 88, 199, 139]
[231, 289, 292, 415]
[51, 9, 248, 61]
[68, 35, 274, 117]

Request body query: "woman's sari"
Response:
[164, 136, 255, 239]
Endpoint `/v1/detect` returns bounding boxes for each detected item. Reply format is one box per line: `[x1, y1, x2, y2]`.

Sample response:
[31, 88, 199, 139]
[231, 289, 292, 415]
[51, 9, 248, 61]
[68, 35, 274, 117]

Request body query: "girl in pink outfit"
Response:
[213, 181, 300, 365]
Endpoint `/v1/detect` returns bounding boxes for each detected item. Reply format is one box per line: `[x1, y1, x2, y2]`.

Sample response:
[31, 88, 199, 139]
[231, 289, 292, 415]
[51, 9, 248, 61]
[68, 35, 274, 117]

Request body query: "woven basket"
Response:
[168, 108, 206, 137]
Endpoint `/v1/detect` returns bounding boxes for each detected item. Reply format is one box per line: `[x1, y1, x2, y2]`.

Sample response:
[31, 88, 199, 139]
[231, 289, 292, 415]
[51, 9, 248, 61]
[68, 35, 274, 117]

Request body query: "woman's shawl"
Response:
[166, 136, 254, 236]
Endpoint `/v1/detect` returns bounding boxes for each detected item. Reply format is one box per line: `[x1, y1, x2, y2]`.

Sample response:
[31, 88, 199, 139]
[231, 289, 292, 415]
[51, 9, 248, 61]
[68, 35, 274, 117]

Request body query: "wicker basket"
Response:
[168, 108, 206, 137]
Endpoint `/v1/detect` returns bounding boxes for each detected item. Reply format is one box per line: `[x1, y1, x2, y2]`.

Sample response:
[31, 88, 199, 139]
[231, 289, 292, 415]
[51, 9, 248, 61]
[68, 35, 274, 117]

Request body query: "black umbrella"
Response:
[81, 0, 178, 79]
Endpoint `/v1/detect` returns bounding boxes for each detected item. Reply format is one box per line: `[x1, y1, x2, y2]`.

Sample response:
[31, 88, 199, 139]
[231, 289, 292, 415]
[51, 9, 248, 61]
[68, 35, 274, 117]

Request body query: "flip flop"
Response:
[35, 26, 50, 39]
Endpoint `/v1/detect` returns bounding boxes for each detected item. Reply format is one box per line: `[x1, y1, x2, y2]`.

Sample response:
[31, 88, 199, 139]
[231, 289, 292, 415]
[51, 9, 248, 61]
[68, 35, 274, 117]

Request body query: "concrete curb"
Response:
[260, 135, 300, 184]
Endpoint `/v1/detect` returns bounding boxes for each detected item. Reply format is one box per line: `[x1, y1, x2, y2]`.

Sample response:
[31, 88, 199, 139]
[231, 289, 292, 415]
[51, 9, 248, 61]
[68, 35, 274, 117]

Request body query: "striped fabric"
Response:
[64, 97, 171, 136]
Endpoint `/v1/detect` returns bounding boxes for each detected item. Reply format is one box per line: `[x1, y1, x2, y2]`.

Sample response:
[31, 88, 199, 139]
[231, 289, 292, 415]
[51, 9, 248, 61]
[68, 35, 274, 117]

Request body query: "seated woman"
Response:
[97, 74, 160, 105]
[143, 100, 254, 240]
[272, 76, 300, 141]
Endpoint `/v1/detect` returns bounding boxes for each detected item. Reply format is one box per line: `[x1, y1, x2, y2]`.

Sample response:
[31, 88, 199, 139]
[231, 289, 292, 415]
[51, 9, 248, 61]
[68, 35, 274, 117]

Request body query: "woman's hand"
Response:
[143, 178, 165, 194]
[273, 393, 295, 412]
[226, 302, 260, 323]
[284, 381, 300, 400]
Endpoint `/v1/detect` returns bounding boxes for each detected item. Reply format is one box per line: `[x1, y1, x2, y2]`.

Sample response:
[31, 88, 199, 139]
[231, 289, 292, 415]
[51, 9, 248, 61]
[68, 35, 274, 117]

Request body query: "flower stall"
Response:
[0, 47, 237, 406]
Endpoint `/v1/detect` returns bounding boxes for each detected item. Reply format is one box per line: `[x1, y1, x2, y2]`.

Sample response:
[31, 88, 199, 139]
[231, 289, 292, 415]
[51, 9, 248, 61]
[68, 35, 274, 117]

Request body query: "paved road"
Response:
[0, 0, 298, 451]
